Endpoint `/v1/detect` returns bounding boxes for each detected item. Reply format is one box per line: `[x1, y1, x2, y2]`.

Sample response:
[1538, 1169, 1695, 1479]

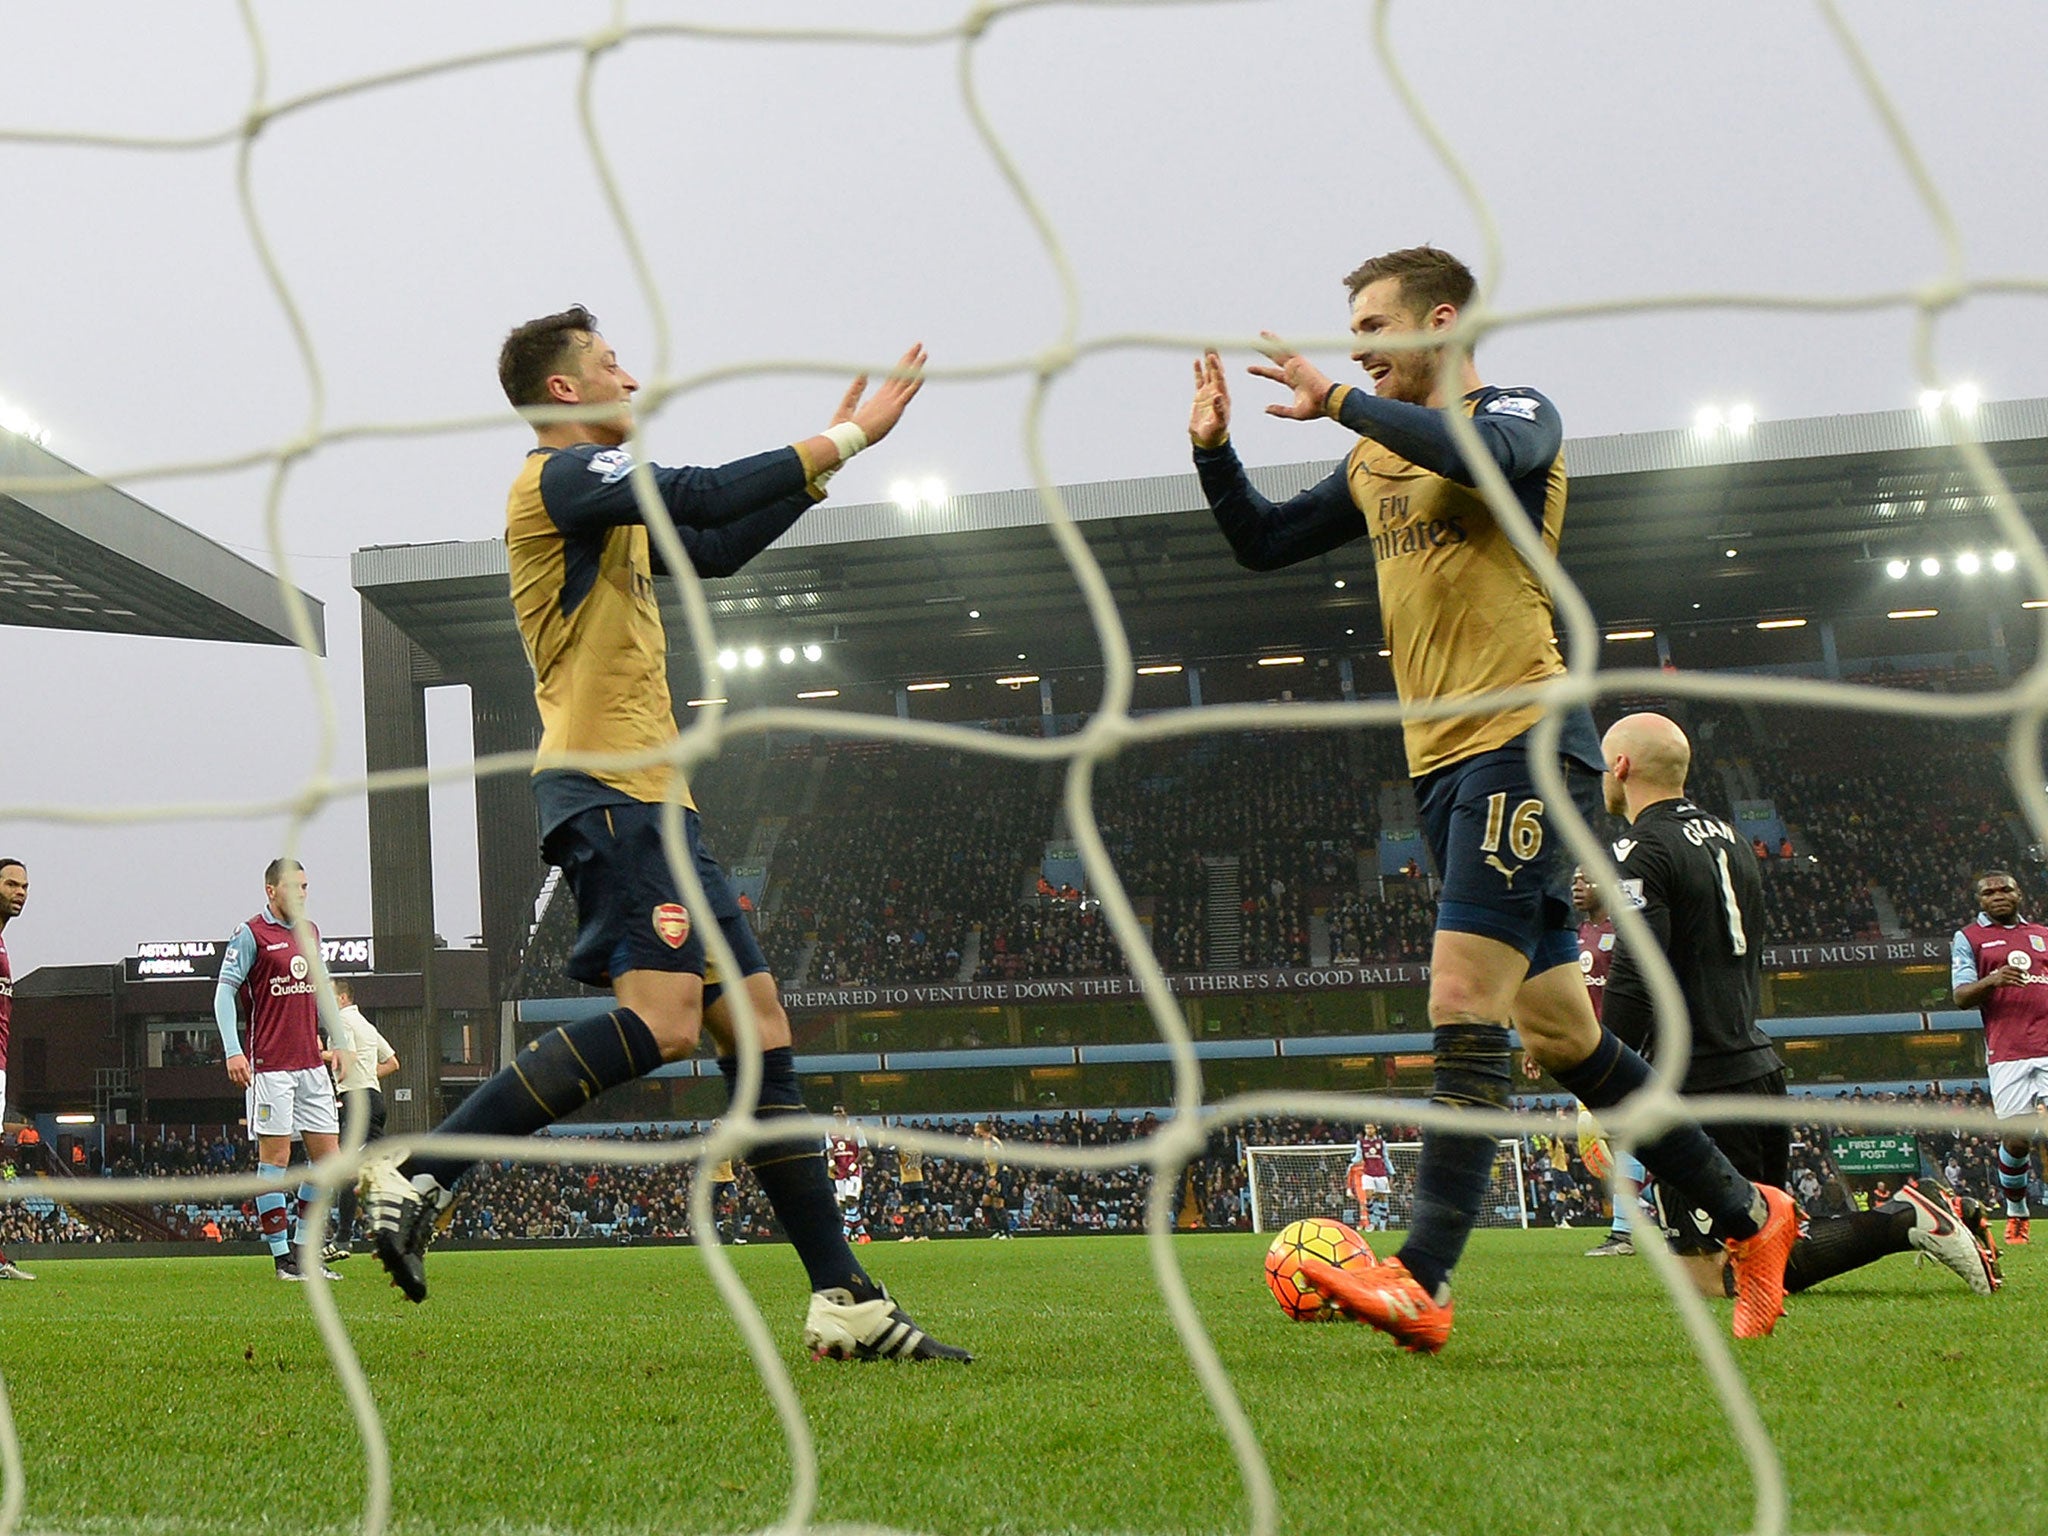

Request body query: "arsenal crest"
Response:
[652, 902, 691, 948]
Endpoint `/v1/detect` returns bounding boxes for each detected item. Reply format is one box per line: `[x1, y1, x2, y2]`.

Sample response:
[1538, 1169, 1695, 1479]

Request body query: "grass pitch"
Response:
[0, 1230, 2033, 1536]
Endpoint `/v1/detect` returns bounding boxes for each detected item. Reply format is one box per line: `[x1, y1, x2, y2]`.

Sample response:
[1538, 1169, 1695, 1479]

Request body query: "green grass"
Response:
[0, 1231, 2034, 1536]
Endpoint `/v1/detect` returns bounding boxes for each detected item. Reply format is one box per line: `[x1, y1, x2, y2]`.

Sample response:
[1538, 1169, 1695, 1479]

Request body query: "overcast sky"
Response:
[3, 1, 2046, 969]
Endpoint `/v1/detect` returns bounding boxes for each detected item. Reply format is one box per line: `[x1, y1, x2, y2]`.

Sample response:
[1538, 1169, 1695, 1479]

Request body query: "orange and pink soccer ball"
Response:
[1263, 1217, 1376, 1321]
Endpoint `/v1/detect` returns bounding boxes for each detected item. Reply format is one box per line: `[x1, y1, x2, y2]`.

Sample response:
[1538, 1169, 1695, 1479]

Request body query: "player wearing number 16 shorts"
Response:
[1191, 245, 1793, 1350]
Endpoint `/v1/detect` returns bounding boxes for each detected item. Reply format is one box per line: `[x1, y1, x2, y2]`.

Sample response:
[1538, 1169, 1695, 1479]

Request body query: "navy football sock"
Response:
[404, 1009, 661, 1191]
[1552, 1028, 1764, 1242]
[1395, 1023, 1511, 1296]
[722, 1047, 874, 1298]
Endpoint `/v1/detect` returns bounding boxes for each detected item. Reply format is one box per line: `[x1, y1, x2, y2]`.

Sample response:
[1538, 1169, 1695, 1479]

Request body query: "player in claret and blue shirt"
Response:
[0, 858, 37, 1280]
[1189, 245, 1796, 1350]
[215, 857, 344, 1282]
[1951, 870, 2048, 1245]
[359, 305, 967, 1362]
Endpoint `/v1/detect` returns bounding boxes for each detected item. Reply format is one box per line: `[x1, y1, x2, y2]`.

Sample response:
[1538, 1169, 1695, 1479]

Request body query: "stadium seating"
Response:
[10, 1083, 2024, 1247]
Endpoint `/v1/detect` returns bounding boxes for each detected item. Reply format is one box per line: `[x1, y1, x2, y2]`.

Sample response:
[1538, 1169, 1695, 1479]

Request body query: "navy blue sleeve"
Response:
[1328, 385, 1562, 489]
[538, 443, 811, 537]
[654, 488, 818, 579]
[1193, 443, 1363, 572]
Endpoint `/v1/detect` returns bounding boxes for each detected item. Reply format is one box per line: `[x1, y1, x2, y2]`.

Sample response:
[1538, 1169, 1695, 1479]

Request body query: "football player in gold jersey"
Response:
[362, 307, 967, 1361]
[1190, 248, 1794, 1350]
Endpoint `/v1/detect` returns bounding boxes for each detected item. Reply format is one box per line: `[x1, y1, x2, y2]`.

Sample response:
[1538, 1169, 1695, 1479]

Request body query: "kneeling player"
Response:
[359, 307, 966, 1362]
[1598, 715, 1996, 1303]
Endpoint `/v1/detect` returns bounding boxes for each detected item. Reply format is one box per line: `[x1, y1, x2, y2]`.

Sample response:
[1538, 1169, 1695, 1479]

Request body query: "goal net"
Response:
[1246, 1140, 1528, 1234]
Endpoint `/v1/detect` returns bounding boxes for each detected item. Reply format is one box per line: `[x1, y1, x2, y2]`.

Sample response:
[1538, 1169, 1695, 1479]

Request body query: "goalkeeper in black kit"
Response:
[1598, 713, 1998, 1303]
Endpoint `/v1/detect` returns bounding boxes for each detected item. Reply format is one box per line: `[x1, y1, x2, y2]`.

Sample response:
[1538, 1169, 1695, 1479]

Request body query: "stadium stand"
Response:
[512, 678, 2025, 1002]
[5, 1085, 2027, 1248]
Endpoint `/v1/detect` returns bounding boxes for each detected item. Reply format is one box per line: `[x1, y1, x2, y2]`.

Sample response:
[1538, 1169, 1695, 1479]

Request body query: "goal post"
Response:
[1245, 1139, 1529, 1233]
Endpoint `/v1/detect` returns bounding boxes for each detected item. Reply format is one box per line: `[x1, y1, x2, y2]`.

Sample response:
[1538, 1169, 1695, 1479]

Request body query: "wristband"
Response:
[824, 420, 869, 463]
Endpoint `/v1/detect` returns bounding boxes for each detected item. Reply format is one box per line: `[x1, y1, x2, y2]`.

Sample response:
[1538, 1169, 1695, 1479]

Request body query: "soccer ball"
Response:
[1576, 1104, 1613, 1181]
[1263, 1217, 1375, 1321]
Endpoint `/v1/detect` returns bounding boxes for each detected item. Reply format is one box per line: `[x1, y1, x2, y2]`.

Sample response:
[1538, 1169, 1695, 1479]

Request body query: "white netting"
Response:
[1247, 1141, 1529, 1233]
[1, 5, 2044, 1536]
[1245, 1143, 1359, 1234]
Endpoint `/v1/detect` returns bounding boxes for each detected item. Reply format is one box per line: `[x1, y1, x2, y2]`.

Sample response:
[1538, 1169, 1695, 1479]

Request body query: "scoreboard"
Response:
[124, 935, 375, 983]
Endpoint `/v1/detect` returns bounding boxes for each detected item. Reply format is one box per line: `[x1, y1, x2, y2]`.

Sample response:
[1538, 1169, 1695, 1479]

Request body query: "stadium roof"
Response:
[0, 429, 324, 652]
[353, 397, 2048, 687]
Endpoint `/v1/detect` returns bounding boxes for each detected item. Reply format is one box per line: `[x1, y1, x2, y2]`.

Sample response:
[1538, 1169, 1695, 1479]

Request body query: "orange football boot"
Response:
[2005, 1216, 2031, 1246]
[1298, 1256, 1454, 1355]
[1725, 1184, 1798, 1339]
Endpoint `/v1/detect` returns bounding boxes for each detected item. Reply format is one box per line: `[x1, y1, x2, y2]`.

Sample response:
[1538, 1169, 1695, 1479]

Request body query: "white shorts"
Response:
[248, 1067, 339, 1140]
[834, 1175, 863, 1206]
[1987, 1056, 2048, 1120]
[1358, 1174, 1391, 1195]
[0, 1066, 7, 1123]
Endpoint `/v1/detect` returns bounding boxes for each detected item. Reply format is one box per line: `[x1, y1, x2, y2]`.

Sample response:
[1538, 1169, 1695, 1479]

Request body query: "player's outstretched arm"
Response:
[539, 344, 926, 540]
[1248, 330, 1562, 488]
[676, 487, 817, 577]
[1189, 350, 1360, 572]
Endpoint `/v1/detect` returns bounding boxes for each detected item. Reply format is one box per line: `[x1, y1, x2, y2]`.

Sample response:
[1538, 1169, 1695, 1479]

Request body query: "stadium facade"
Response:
[346, 400, 2048, 1125]
[0, 425, 376, 1147]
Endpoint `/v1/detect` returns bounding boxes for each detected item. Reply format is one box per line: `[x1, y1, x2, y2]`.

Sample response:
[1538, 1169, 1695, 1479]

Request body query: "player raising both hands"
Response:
[1190, 246, 1796, 1350]
[361, 308, 967, 1362]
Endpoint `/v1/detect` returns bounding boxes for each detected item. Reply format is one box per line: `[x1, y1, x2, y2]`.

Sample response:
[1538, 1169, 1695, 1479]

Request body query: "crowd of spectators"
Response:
[1327, 887, 1435, 964]
[506, 667, 2048, 1006]
[0, 1083, 2037, 1248]
[763, 743, 1041, 987]
[980, 900, 1126, 981]
[1730, 690, 2028, 942]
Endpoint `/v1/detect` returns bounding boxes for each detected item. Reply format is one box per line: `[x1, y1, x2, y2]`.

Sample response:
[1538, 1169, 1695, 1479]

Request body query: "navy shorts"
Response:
[1415, 733, 1605, 975]
[542, 802, 768, 1000]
